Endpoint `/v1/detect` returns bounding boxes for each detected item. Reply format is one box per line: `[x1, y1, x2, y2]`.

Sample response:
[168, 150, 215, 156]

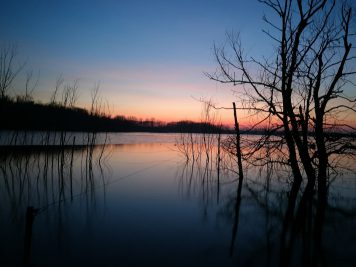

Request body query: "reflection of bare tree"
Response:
[244, 158, 356, 266]
[0, 144, 111, 266]
[0, 145, 110, 228]
[176, 142, 236, 223]
[229, 158, 243, 257]
[176, 135, 356, 266]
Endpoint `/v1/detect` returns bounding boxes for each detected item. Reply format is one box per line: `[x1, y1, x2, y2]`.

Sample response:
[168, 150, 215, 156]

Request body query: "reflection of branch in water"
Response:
[22, 206, 39, 267]
[229, 102, 245, 257]
[174, 110, 356, 265]
[279, 176, 326, 267]
[0, 145, 110, 224]
[279, 175, 303, 266]
[229, 165, 243, 257]
[178, 149, 236, 197]
[176, 160, 194, 199]
[223, 146, 356, 267]
[245, 160, 356, 267]
[0, 144, 112, 267]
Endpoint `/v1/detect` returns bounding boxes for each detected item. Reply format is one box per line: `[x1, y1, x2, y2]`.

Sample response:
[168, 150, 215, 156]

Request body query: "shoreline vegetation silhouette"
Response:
[1, 42, 355, 139]
[0, 96, 228, 134]
[201, 0, 356, 265]
[1, 96, 355, 136]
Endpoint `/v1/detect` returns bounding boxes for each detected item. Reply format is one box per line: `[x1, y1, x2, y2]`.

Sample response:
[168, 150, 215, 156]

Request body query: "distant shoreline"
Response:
[1, 98, 355, 137]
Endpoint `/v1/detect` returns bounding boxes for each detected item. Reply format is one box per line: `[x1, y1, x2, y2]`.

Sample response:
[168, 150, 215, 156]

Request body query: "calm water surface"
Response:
[0, 132, 355, 266]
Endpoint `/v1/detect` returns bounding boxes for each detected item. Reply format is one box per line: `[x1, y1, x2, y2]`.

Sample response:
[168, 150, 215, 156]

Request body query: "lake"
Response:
[0, 132, 356, 266]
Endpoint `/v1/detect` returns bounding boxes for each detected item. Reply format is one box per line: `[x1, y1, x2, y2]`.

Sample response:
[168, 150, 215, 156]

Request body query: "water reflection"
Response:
[176, 134, 356, 266]
[0, 145, 110, 266]
[0, 145, 108, 213]
[0, 134, 356, 266]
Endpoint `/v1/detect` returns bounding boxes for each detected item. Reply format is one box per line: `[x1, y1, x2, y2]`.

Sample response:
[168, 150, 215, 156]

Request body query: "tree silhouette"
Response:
[208, 0, 356, 185]
[0, 45, 24, 99]
[207, 2, 356, 264]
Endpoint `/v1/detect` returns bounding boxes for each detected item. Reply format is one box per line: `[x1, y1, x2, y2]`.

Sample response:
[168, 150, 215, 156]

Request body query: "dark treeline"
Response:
[0, 97, 229, 133]
[2, 98, 356, 138]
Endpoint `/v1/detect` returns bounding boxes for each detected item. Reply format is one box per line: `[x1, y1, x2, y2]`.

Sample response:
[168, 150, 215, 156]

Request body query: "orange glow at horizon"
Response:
[33, 62, 356, 130]
[107, 103, 270, 128]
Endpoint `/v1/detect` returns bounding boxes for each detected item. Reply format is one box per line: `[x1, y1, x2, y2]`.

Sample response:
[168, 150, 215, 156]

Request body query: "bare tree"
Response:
[0, 45, 24, 99]
[208, 0, 356, 187]
[62, 79, 79, 108]
[90, 82, 101, 116]
[50, 75, 64, 105]
[207, 3, 356, 263]
[17, 70, 40, 102]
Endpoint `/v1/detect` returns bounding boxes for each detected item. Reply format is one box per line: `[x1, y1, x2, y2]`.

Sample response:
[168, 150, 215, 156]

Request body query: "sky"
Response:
[2, 0, 354, 126]
[0, 0, 272, 125]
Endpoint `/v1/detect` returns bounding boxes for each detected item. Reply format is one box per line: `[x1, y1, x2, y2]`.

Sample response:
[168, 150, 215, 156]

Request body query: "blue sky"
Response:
[0, 0, 274, 122]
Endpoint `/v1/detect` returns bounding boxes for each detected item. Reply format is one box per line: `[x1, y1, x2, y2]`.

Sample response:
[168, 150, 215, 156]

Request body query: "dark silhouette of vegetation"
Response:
[209, 0, 356, 174]
[0, 46, 24, 99]
[177, 138, 356, 266]
[0, 143, 108, 266]
[0, 97, 229, 134]
[0, 45, 229, 136]
[206, 0, 356, 266]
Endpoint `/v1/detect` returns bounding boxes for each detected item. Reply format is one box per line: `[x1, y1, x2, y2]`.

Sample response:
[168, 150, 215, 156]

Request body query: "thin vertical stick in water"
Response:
[230, 102, 244, 256]
[216, 126, 221, 204]
[70, 136, 76, 201]
[98, 132, 108, 165]
[23, 206, 38, 267]
[233, 102, 243, 184]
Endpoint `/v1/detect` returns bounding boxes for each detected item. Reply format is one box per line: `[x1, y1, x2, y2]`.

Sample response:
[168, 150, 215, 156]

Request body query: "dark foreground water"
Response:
[0, 132, 356, 266]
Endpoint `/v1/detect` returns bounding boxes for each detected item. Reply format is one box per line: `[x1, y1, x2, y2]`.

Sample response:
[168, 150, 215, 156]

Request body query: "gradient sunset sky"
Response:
[2, 0, 354, 126]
